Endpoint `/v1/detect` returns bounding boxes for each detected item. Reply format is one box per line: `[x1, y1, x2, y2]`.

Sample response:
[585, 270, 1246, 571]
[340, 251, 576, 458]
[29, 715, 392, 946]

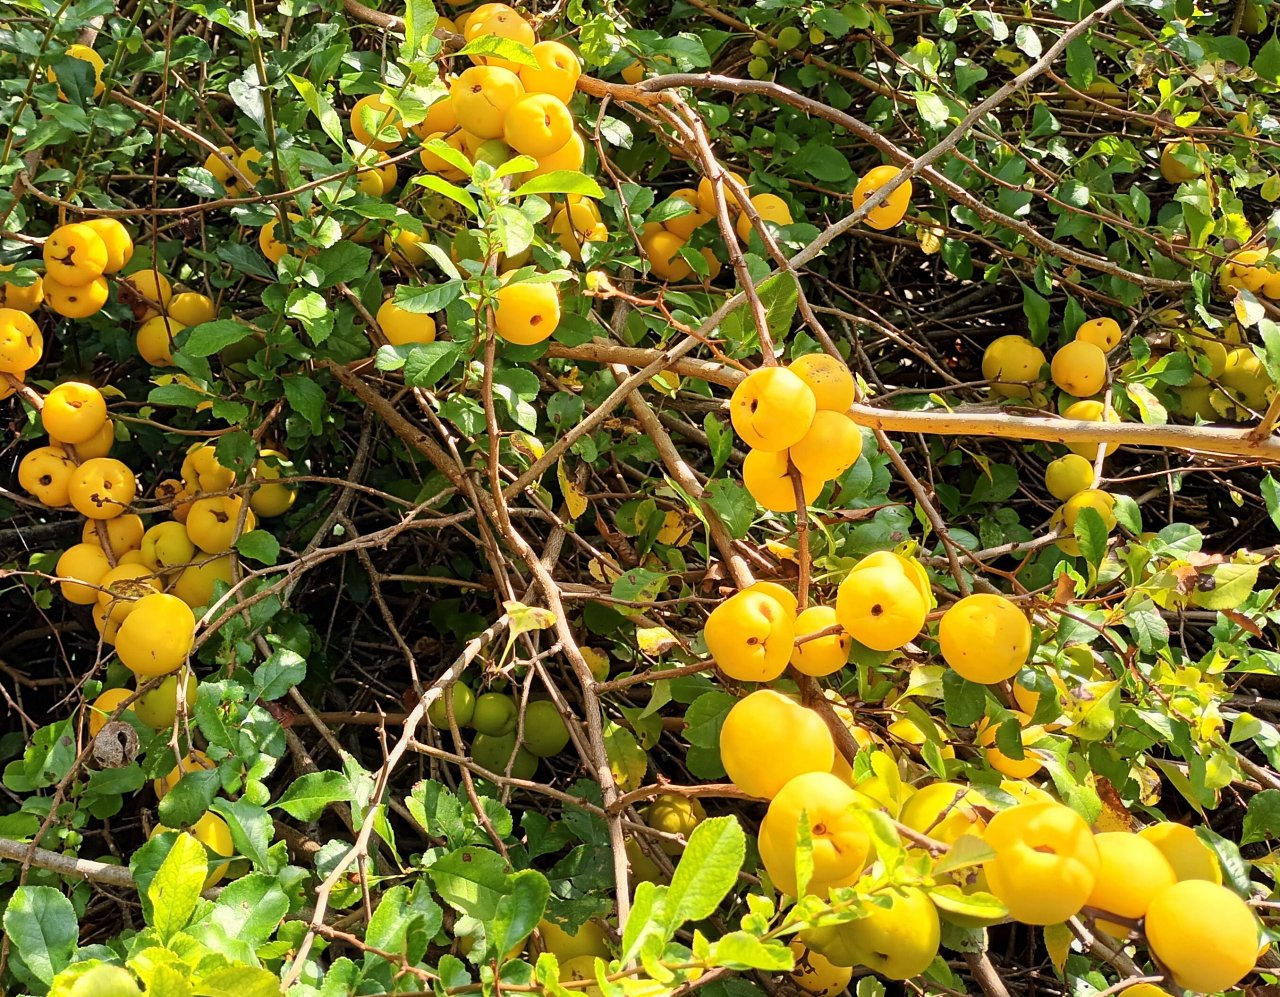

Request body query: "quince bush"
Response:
[2, 0, 1280, 994]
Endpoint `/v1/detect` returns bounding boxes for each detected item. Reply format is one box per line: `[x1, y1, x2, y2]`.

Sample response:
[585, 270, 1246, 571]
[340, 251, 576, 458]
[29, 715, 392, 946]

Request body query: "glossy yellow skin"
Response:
[981, 802, 1099, 925]
[1051, 340, 1108, 397]
[643, 794, 706, 855]
[116, 593, 195, 677]
[52, 44, 106, 99]
[186, 495, 257, 553]
[1074, 316, 1122, 351]
[790, 605, 851, 676]
[804, 887, 940, 979]
[730, 367, 816, 451]
[519, 41, 582, 103]
[136, 315, 183, 366]
[1085, 831, 1177, 937]
[44, 274, 109, 318]
[789, 941, 852, 997]
[451, 66, 526, 139]
[1044, 453, 1093, 500]
[704, 589, 796, 682]
[696, 170, 749, 215]
[836, 563, 927, 651]
[852, 165, 912, 229]
[1144, 880, 1259, 993]
[55, 542, 112, 604]
[1062, 399, 1121, 458]
[182, 443, 236, 493]
[0, 265, 43, 312]
[504, 93, 574, 157]
[742, 448, 821, 512]
[249, 450, 297, 518]
[68, 458, 137, 520]
[377, 296, 438, 347]
[122, 269, 173, 316]
[82, 219, 133, 273]
[982, 335, 1046, 399]
[153, 749, 215, 799]
[168, 292, 217, 326]
[18, 446, 76, 507]
[493, 281, 560, 345]
[736, 192, 793, 242]
[719, 690, 833, 799]
[789, 353, 855, 412]
[81, 513, 144, 559]
[44, 223, 108, 284]
[87, 689, 134, 737]
[1137, 822, 1222, 884]
[938, 594, 1031, 684]
[530, 131, 585, 177]
[789, 410, 863, 481]
[43, 382, 108, 444]
[758, 771, 871, 897]
[61, 417, 115, 459]
[172, 554, 236, 608]
[0, 307, 41, 372]
[133, 671, 199, 727]
[141, 521, 197, 571]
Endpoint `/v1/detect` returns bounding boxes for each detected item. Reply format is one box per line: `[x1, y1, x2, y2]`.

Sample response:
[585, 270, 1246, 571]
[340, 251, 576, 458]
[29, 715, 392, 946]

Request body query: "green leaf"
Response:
[206, 873, 290, 945]
[314, 241, 373, 288]
[1242, 788, 1280, 844]
[210, 798, 271, 868]
[413, 172, 480, 214]
[429, 846, 509, 919]
[665, 816, 745, 928]
[720, 271, 799, 346]
[236, 529, 280, 565]
[181, 319, 256, 357]
[514, 172, 607, 199]
[253, 647, 306, 701]
[1264, 474, 1280, 532]
[942, 670, 985, 726]
[402, 0, 439, 59]
[148, 831, 208, 939]
[284, 375, 326, 434]
[705, 932, 793, 970]
[1073, 506, 1108, 567]
[457, 35, 538, 67]
[157, 767, 221, 828]
[491, 869, 551, 960]
[932, 834, 995, 875]
[404, 342, 464, 389]
[273, 770, 353, 820]
[287, 73, 343, 146]
[705, 478, 755, 539]
[1189, 562, 1260, 610]
[2, 886, 78, 989]
[1257, 33, 1280, 83]
[914, 90, 950, 127]
[928, 884, 1006, 921]
[796, 142, 853, 182]
[395, 280, 464, 314]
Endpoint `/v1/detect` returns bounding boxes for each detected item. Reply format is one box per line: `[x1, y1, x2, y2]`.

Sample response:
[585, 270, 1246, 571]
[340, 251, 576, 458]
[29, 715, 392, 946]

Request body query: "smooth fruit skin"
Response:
[852, 165, 912, 230]
[758, 771, 871, 897]
[192, 812, 236, 887]
[736, 192, 793, 242]
[1137, 821, 1222, 883]
[1063, 399, 1122, 458]
[1075, 317, 1122, 351]
[115, 592, 196, 677]
[472, 731, 538, 779]
[1085, 831, 1177, 937]
[43, 223, 109, 284]
[1051, 340, 1108, 397]
[186, 495, 256, 553]
[88, 688, 134, 737]
[1044, 453, 1093, 501]
[639, 227, 692, 282]
[43, 382, 108, 444]
[789, 353, 855, 412]
[938, 593, 1031, 684]
[730, 367, 817, 451]
[122, 269, 173, 317]
[472, 692, 519, 736]
[249, 452, 296, 518]
[182, 442, 236, 493]
[537, 918, 610, 961]
[520, 41, 582, 103]
[95, 564, 161, 627]
[350, 93, 406, 149]
[790, 605, 850, 677]
[523, 700, 571, 757]
[82, 218, 133, 273]
[427, 682, 477, 729]
[141, 521, 197, 571]
[133, 671, 199, 728]
[662, 189, 710, 240]
[696, 171, 749, 215]
[167, 292, 217, 326]
[62, 417, 115, 459]
[377, 296, 437, 346]
[56, 542, 112, 604]
[19, 446, 76, 507]
[982, 335, 1046, 398]
[1062, 488, 1117, 534]
[65, 964, 142, 997]
[451, 66, 526, 139]
[981, 801, 1100, 925]
[0, 308, 42, 371]
[742, 448, 820, 513]
[719, 690, 834, 799]
[136, 315, 182, 365]
[504, 93, 574, 157]
[82, 514, 144, 559]
[494, 281, 560, 345]
[1144, 880, 1259, 993]
[704, 588, 796, 682]
[788, 410, 863, 481]
[805, 886, 941, 979]
[898, 781, 987, 844]
[0, 266, 43, 313]
[789, 941, 852, 997]
[69, 458, 137, 520]
[643, 794, 706, 855]
[44, 273, 109, 318]
[835, 564, 927, 651]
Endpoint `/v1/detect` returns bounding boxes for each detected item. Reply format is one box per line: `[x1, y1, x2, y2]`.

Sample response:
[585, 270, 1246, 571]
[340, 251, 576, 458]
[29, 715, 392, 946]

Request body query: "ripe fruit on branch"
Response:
[898, 781, 987, 844]
[87, 688, 134, 737]
[56, 542, 112, 604]
[662, 189, 711, 241]
[153, 749, 215, 798]
[0, 307, 42, 371]
[43, 382, 108, 444]
[835, 557, 928, 652]
[975, 713, 1044, 779]
[790, 605, 851, 677]
[1050, 340, 1108, 397]
[182, 442, 236, 493]
[639, 226, 692, 282]
[520, 41, 582, 103]
[44, 223, 109, 284]
[19, 446, 76, 507]
[504, 93, 574, 157]
[696, 171, 749, 215]
[719, 689, 834, 799]
[937, 593, 1031, 684]
[742, 448, 820, 512]
[69, 458, 137, 520]
[51, 44, 107, 100]
[788, 410, 863, 481]
[788, 352, 855, 412]
[703, 586, 797, 682]
[82, 218, 134, 273]
[758, 771, 871, 897]
[452, 66, 526, 139]
[981, 801, 1099, 925]
[186, 495, 257, 553]
[982, 334, 1045, 399]
[1084, 831, 1177, 937]
[789, 941, 851, 997]
[736, 192, 793, 242]
[852, 165, 912, 230]
[729, 367, 817, 451]
[249, 451, 297, 518]
[1044, 453, 1093, 501]
[643, 794, 706, 854]
[1159, 140, 1205, 183]
[803, 886, 941, 979]
[133, 671, 199, 728]
[350, 93, 407, 150]
[0, 266, 43, 313]
[115, 592, 196, 676]
[173, 555, 235, 607]
[1074, 316, 1121, 351]
[1137, 821, 1221, 883]
[493, 280, 561, 345]
[1143, 879, 1259, 993]
[1062, 399, 1121, 458]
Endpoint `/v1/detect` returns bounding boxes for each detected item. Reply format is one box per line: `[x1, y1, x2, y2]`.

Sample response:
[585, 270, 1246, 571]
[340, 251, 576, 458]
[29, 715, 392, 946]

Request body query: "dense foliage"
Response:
[5, 0, 1280, 994]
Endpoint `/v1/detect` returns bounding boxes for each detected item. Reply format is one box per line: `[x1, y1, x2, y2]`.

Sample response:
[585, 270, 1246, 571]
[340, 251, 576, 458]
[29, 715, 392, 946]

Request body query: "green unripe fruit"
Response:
[471, 692, 518, 736]
[472, 731, 538, 779]
[67, 965, 143, 997]
[475, 139, 511, 168]
[809, 26, 826, 44]
[747, 58, 770, 79]
[133, 672, 199, 729]
[427, 682, 477, 730]
[750, 39, 771, 56]
[777, 26, 802, 49]
[522, 700, 571, 757]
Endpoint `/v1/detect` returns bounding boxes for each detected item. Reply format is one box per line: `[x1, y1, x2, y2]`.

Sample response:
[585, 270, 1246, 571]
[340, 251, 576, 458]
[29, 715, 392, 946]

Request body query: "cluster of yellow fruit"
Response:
[1222, 245, 1280, 300]
[729, 354, 862, 513]
[40, 219, 134, 318]
[982, 316, 1120, 403]
[126, 270, 219, 367]
[425, 682, 571, 778]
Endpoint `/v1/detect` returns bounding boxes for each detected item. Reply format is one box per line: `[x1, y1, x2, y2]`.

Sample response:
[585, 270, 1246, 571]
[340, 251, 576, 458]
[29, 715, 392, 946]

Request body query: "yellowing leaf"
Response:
[636, 627, 677, 656]
[1042, 921, 1073, 975]
[556, 458, 588, 520]
[656, 511, 693, 546]
[588, 553, 622, 585]
[917, 225, 943, 255]
[603, 721, 647, 792]
[580, 647, 610, 682]
[514, 432, 546, 460]
[503, 600, 556, 638]
[763, 539, 798, 561]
